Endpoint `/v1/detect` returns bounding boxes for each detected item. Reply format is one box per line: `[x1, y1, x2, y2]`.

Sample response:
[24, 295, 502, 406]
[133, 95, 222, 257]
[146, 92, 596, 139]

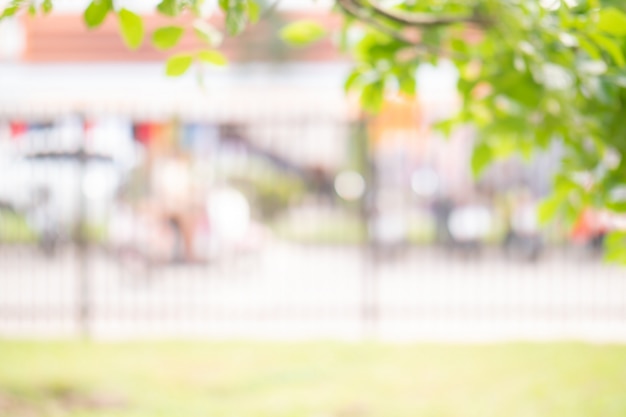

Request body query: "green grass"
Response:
[1, 341, 626, 417]
[0, 211, 37, 243]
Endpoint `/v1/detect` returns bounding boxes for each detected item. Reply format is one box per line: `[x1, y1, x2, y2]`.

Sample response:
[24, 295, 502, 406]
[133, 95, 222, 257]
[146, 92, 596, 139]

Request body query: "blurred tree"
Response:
[2, 0, 626, 259]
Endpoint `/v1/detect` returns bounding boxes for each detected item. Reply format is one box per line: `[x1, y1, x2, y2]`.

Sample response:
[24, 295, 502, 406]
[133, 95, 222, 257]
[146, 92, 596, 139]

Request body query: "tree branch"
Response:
[337, 0, 421, 46]
[336, 0, 468, 60]
[355, 0, 490, 28]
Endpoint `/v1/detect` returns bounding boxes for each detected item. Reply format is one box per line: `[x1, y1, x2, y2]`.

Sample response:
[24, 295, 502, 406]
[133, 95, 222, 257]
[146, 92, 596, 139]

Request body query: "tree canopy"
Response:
[2, 0, 626, 259]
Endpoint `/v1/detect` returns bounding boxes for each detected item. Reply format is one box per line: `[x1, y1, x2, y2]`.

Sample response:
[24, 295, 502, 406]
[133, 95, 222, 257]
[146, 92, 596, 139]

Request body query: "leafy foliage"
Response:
[84, 0, 111, 28]
[152, 25, 185, 50]
[280, 20, 327, 47]
[197, 49, 228, 66]
[165, 53, 194, 76]
[2, 0, 626, 259]
[117, 8, 144, 49]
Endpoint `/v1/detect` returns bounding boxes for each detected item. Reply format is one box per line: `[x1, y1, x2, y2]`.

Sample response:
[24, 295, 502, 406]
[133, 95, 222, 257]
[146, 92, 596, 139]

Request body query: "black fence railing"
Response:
[0, 114, 623, 341]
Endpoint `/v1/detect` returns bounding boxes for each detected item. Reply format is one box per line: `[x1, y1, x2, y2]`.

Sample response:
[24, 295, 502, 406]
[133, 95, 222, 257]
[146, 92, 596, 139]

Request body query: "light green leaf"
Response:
[471, 141, 493, 178]
[84, 0, 111, 28]
[577, 35, 601, 60]
[604, 231, 626, 264]
[41, 0, 53, 14]
[537, 195, 562, 225]
[344, 68, 362, 93]
[247, 0, 261, 24]
[157, 0, 180, 17]
[590, 32, 626, 67]
[280, 20, 327, 47]
[1, 0, 24, 19]
[360, 80, 385, 113]
[152, 26, 184, 50]
[193, 20, 222, 47]
[597, 7, 626, 37]
[166, 53, 193, 76]
[197, 50, 228, 66]
[433, 118, 456, 138]
[224, 0, 247, 36]
[398, 73, 416, 96]
[118, 8, 144, 50]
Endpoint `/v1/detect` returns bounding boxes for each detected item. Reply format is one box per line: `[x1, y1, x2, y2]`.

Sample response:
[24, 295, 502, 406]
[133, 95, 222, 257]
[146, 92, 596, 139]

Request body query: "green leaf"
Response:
[84, 0, 111, 28]
[577, 35, 602, 60]
[152, 26, 184, 50]
[41, 0, 53, 14]
[118, 8, 144, 50]
[1, 0, 23, 19]
[398, 73, 416, 96]
[28, 3, 36, 16]
[590, 32, 626, 66]
[604, 231, 626, 264]
[224, 0, 247, 36]
[597, 7, 626, 37]
[247, 0, 261, 24]
[537, 195, 562, 225]
[157, 0, 180, 17]
[344, 69, 362, 93]
[360, 80, 385, 113]
[433, 118, 456, 138]
[166, 53, 193, 76]
[197, 50, 228, 66]
[193, 20, 222, 47]
[471, 141, 493, 178]
[280, 20, 327, 47]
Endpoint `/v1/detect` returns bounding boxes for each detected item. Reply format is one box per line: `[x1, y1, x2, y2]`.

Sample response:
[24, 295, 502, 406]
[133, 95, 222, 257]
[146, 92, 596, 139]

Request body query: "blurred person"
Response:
[152, 150, 197, 263]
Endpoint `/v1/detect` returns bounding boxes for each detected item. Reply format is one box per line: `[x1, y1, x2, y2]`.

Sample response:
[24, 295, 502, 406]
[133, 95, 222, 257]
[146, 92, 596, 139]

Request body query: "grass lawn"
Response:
[1, 341, 626, 417]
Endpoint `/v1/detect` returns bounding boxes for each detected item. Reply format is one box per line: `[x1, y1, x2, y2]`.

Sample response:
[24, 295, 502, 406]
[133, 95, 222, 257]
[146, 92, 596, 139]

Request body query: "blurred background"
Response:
[0, 2, 624, 344]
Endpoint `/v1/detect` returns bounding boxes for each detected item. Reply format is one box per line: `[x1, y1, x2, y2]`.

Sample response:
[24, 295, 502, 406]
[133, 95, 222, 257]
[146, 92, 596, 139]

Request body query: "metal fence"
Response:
[0, 112, 625, 342]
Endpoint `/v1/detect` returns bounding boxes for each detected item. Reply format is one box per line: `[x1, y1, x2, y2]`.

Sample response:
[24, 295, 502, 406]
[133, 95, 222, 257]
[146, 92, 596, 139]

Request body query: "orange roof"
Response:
[21, 11, 345, 63]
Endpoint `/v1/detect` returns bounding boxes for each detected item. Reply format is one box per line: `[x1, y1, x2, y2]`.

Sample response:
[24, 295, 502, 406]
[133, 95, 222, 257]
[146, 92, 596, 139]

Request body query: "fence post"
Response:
[356, 118, 378, 339]
[76, 114, 90, 338]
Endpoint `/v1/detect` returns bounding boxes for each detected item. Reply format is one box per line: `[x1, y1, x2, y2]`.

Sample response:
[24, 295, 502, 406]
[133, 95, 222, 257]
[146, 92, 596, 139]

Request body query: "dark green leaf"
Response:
[152, 26, 184, 50]
[280, 20, 327, 47]
[166, 53, 193, 76]
[118, 8, 144, 50]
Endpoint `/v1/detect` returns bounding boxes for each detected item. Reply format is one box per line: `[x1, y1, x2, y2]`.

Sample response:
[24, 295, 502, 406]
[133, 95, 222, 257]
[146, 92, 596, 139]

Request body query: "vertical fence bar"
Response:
[76, 114, 90, 338]
[356, 117, 378, 339]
